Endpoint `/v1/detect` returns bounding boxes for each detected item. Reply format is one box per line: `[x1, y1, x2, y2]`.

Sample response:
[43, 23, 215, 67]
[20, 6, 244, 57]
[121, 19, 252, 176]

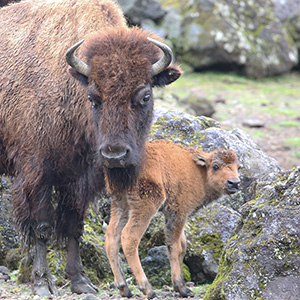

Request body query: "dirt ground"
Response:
[214, 102, 300, 171]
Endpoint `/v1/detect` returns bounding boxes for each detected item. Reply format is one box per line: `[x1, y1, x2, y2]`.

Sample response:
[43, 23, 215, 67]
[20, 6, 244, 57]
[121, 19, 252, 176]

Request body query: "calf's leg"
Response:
[105, 195, 132, 297]
[164, 211, 194, 298]
[121, 198, 159, 299]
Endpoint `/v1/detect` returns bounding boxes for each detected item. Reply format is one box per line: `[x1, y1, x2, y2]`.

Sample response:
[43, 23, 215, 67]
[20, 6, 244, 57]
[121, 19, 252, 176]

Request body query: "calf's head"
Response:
[193, 149, 241, 197]
[66, 28, 182, 190]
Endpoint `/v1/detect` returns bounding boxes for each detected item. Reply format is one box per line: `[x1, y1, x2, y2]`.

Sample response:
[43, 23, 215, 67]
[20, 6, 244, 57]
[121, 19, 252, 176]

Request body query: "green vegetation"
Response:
[164, 71, 300, 120]
[284, 137, 300, 147]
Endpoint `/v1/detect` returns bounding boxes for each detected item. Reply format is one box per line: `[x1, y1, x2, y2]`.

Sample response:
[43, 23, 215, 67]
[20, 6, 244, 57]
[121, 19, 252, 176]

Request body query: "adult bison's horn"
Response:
[147, 37, 173, 76]
[65, 40, 90, 77]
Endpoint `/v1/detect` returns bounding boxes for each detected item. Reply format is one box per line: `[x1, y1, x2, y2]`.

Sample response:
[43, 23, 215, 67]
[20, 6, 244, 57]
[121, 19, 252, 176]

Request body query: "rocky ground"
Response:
[0, 279, 206, 300]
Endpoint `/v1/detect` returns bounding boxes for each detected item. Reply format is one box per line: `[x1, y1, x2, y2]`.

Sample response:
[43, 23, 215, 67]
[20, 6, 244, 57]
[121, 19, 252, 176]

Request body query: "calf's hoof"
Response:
[71, 273, 98, 294]
[118, 283, 133, 298]
[147, 290, 157, 299]
[120, 287, 133, 298]
[179, 287, 194, 298]
[139, 283, 156, 299]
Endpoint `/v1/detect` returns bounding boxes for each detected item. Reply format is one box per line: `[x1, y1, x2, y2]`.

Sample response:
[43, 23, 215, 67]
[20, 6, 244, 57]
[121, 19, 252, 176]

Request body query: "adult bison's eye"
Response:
[212, 164, 219, 171]
[140, 92, 151, 105]
[132, 84, 152, 107]
[88, 94, 102, 110]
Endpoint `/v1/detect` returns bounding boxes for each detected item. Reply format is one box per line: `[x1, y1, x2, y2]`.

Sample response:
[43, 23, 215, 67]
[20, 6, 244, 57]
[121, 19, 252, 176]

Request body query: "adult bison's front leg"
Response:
[60, 204, 98, 294]
[65, 234, 98, 294]
[31, 223, 59, 296]
[29, 188, 59, 296]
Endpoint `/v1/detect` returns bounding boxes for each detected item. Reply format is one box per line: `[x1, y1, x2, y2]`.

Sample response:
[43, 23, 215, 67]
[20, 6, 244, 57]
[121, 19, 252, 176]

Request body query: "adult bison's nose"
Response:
[226, 178, 241, 194]
[99, 144, 130, 168]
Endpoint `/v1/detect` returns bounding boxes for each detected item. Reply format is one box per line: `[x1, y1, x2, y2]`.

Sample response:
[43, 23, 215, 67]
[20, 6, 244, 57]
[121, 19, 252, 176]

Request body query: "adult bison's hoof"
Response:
[32, 277, 60, 297]
[70, 274, 99, 294]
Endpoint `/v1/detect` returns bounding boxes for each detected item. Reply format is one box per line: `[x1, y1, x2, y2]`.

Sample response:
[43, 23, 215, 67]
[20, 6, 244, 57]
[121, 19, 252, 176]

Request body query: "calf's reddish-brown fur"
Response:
[0, 0, 181, 296]
[105, 140, 241, 298]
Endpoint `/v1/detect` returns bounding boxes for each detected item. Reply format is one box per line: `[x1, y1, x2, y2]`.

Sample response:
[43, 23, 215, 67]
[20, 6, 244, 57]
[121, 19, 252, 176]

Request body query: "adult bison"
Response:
[0, 0, 181, 296]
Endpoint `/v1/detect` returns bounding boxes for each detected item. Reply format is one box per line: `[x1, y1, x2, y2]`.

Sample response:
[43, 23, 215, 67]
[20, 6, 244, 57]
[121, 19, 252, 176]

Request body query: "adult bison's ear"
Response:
[152, 65, 182, 87]
[193, 153, 207, 167]
[68, 68, 89, 86]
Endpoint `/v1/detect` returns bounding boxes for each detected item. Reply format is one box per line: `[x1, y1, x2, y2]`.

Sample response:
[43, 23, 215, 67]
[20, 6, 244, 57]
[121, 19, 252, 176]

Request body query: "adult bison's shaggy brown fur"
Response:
[0, 0, 181, 296]
[105, 140, 241, 298]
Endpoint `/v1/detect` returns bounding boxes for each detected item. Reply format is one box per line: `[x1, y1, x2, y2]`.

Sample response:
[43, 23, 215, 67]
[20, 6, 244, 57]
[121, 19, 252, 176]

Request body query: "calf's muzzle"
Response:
[226, 178, 241, 194]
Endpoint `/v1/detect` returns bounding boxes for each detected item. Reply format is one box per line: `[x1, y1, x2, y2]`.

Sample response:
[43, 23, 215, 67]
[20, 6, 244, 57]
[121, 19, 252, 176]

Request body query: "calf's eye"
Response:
[212, 164, 219, 171]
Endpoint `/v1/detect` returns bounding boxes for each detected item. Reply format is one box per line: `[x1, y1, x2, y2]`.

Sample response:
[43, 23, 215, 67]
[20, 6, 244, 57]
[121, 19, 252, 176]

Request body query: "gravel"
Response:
[0, 278, 204, 300]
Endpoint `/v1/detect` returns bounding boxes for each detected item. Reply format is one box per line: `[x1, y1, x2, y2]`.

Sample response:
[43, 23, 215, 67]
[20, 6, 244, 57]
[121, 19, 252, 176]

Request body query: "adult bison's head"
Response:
[66, 27, 182, 191]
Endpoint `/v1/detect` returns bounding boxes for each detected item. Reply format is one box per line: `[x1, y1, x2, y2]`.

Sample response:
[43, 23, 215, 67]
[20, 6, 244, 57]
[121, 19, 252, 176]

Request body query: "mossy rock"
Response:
[160, 0, 298, 78]
[185, 203, 241, 284]
[0, 177, 19, 266]
[139, 213, 165, 258]
[5, 248, 21, 271]
[204, 168, 300, 299]
[81, 223, 113, 284]
[141, 246, 191, 288]
[17, 253, 33, 284]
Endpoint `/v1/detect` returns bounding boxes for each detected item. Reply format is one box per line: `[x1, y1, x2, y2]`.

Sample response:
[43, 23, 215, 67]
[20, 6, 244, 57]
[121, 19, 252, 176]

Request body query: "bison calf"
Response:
[105, 140, 241, 299]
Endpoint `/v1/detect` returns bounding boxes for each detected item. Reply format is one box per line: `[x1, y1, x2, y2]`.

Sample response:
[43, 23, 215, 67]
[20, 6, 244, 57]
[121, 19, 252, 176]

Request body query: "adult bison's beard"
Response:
[104, 165, 139, 192]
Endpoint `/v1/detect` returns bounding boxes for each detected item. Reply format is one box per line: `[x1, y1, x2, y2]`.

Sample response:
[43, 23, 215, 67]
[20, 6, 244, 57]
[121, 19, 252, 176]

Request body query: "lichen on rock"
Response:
[204, 167, 300, 300]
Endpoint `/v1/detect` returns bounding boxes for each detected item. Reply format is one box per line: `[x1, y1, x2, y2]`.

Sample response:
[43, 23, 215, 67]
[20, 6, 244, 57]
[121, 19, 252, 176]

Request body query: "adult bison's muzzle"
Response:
[100, 140, 140, 191]
[99, 143, 131, 168]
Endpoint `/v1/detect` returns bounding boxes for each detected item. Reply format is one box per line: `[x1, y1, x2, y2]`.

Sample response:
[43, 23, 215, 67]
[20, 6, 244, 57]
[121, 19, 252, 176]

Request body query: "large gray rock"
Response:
[160, 0, 298, 78]
[117, 0, 165, 25]
[185, 203, 241, 283]
[141, 246, 173, 287]
[272, 0, 300, 22]
[204, 167, 300, 300]
[273, 0, 300, 53]
[118, 0, 299, 77]
[171, 0, 298, 78]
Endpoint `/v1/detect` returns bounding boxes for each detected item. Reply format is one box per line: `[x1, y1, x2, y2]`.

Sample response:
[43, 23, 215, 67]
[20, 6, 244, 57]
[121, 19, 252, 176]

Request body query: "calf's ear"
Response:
[152, 65, 182, 87]
[68, 68, 89, 86]
[193, 153, 207, 166]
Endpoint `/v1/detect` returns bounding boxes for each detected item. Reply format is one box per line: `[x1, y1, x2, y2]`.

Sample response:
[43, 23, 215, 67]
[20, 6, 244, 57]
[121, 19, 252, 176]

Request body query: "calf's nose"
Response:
[226, 178, 241, 192]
